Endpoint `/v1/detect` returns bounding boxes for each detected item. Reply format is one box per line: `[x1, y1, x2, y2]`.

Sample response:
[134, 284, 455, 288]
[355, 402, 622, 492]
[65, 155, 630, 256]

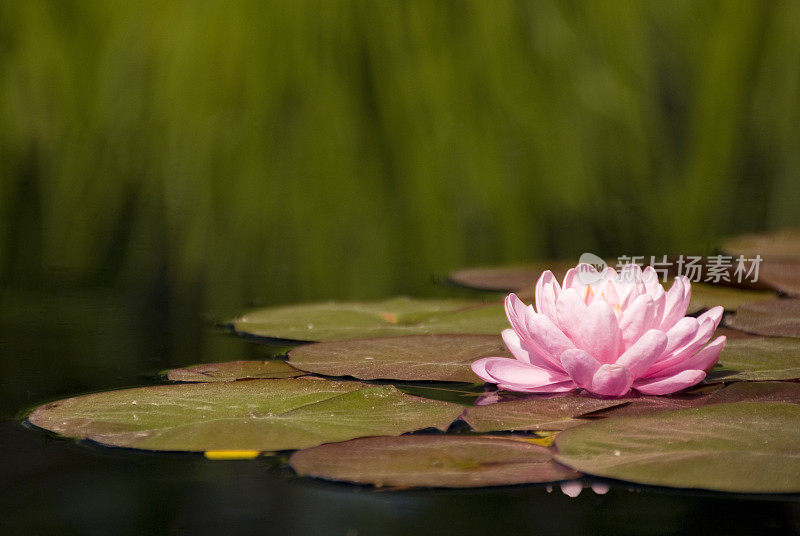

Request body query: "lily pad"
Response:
[555, 402, 800, 493]
[708, 337, 800, 382]
[289, 435, 579, 488]
[27, 379, 463, 452]
[727, 298, 800, 337]
[686, 283, 775, 313]
[713, 327, 756, 340]
[706, 381, 800, 405]
[449, 262, 574, 293]
[288, 334, 510, 383]
[462, 395, 626, 432]
[721, 230, 800, 296]
[166, 361, 303, 382]
[581, 391, 716, 418]
[231, 297, 509, 342]
[753, 262, 800, 297]
[721, 228, 800, 261]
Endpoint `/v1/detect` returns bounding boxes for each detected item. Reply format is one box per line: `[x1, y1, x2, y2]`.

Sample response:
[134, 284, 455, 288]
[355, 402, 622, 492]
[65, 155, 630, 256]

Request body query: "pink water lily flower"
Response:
[472, 263, 727, 397]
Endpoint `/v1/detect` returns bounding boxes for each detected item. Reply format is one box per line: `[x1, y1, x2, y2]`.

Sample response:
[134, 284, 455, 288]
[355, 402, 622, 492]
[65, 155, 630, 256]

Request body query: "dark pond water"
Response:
[2, 288, 799, 535]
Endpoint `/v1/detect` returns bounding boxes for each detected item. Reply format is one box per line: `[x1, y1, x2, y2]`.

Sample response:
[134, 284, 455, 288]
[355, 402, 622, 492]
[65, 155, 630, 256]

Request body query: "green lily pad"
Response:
[727, 298, 800, 337]
[686, 283, 775, 313]
[462, 395, 626, 432]
[166, 360, 303, 382]
[27, 379, 463, 452]
[230, 297, 508, 342]
[706, 381, 800, 405]
[288, 334, 510, 383]
[289, 434, 579, 488]
[709, 337, 800, 381]
[555, 402, 800, 493]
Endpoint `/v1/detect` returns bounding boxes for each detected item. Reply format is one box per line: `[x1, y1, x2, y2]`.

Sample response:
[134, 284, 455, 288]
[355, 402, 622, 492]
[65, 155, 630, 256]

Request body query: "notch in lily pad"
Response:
[166, 360, 303, 382]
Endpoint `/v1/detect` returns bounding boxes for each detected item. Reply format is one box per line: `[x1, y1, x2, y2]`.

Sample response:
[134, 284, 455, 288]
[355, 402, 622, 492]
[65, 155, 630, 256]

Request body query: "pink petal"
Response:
[601, 266, 620, 280]
[618, 294, 656, 349]
[642, 266, 661, 293]
[503, 327, 565, 373]
[659, 277, 691, 331]
[650, 286, 666, 327]
[579, 299, 621, 364]
[501, 329, 533, 364]
[560, 348, 601, 389]
[562, 267, 583, 291]
[641, 268, 667, 323]
[471, 357, 508, 383]
[504, 293, 533, 338]
[555, 288, 587, 343]
[601, 279, 621, 310]
[496, 380, 577, 393]
[655, 336, 726, 378]
[614, 329, 668, 377]
[696, 306, 724, 330]
[589, 364, 633, 397]
[647, 316, 717, 376]
[535, 270, 560, 320]
[484, 359, 571, 387]
[618, 263, 642, 283]
[662, 317, 700, 356]
[522, 313, 573, 372]
[633, 369, 706, 395]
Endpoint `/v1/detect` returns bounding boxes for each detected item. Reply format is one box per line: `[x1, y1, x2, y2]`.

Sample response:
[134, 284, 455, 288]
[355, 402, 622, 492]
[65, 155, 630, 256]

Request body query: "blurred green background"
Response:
[2, 1, 800, 412]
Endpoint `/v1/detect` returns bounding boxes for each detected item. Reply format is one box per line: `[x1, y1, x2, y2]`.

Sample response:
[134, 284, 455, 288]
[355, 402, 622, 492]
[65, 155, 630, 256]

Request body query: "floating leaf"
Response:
[555, 402, 800, 493]
[721, 230, 800, 296]
[449, 262, 574, 293]
[581, 392, 716, 418]
[166, 360, 303, 382]
[288, 334, 509, 383]
[709, 337, 800, 382]
[713, 327, 756, 340]
[752, 262, 800, 297]
[686, 283, 775, 313]
[721, 228, 800, 261]
[230, 297, 508, 342]
[27, 379, 463, 452]
[727, 298, 800, 337]
[706, 381, 800, 405]
[462, 395, 625, 432]
[588, 382, 800, 419]
[289, 435, 579, 488]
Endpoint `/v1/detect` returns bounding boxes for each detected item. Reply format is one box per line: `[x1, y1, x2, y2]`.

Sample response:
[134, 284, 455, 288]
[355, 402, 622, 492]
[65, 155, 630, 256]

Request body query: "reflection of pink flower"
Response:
[472, 264, 726, 397]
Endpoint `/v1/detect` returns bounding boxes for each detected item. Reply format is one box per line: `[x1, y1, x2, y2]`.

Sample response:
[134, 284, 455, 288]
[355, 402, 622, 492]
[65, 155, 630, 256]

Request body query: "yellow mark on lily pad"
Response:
[501, 435, 556, 447]
[379, 312, 399, 324]
[204, 450, 261, 460]
[521, 436, 555, 447]
[484, 433, 557, 447]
